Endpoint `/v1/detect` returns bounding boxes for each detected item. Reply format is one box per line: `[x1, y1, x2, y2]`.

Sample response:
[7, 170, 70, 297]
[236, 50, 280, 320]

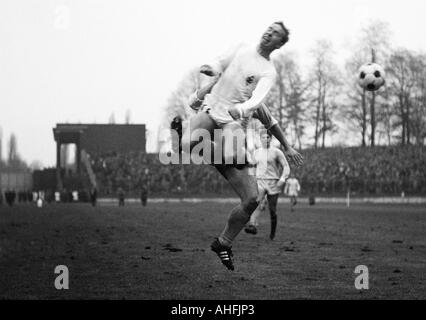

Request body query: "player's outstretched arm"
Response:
[200, 43, 242, 77]
[197, 74, 220, 99]
[188, 75, 220, 110]
[269, 125, 304, 167]
[252, 103, 304, 167]
[276, 150, 290, 189]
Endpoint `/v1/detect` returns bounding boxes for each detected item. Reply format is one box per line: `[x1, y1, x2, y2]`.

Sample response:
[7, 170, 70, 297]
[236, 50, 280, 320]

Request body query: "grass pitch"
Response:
[1, 201, 425, 299]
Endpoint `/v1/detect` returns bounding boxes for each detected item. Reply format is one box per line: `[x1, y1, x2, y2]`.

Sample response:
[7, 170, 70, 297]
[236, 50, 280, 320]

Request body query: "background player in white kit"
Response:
[285, 173, 301, 212]
[245, 131, 290, 240]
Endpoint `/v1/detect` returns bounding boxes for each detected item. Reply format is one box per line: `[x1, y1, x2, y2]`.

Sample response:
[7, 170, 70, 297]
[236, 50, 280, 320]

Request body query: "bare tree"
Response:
[377, 49, 425, 146]
[409, 53, 426, 145]
[386, 49, 417, 145]
[376, 86, 396, 145]
[342, 62, 368, 146]
[308, 39, 340, 148]
[164, 67, 202, 123]
[271, 52, 309, 149]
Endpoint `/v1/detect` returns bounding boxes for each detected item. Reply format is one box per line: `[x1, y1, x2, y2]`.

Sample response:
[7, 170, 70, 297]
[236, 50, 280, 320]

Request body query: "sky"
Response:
[1, 0, 426, 168]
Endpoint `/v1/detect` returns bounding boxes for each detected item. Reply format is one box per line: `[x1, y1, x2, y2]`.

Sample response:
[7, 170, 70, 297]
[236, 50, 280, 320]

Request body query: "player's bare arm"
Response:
[269, 125, 304, 167]
[198, 74, 220, 98]
[276, 150, 290, 189]
[252, 103, 304, 167]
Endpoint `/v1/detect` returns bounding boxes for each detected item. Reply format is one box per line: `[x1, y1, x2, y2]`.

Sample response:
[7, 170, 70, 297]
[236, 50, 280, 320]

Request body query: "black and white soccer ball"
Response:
[358, 63, 385, 92]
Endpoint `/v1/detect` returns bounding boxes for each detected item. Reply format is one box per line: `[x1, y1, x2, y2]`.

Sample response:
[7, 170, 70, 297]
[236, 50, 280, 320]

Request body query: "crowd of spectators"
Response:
[0, 190, 34, 206]
[88, 145, 425, 197]
[293, 145, 426, 196]
[89, 151, 231, 197]
[0, 189, 91, 206]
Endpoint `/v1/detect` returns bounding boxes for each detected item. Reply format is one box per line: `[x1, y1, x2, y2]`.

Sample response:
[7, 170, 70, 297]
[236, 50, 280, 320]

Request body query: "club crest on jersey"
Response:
[246, 75, 255, 85]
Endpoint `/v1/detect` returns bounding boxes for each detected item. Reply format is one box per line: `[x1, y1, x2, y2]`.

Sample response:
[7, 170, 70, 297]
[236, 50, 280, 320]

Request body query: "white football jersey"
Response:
[285, 178, 300, 196]
[203, 43, 276, 124]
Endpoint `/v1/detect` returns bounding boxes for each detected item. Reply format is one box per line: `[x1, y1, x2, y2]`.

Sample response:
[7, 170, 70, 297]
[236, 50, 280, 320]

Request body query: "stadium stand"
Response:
[86, 145, 425, 197]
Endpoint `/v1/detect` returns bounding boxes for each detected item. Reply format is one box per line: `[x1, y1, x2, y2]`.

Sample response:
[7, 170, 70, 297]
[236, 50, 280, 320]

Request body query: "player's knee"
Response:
[243, 196, 259, 213]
